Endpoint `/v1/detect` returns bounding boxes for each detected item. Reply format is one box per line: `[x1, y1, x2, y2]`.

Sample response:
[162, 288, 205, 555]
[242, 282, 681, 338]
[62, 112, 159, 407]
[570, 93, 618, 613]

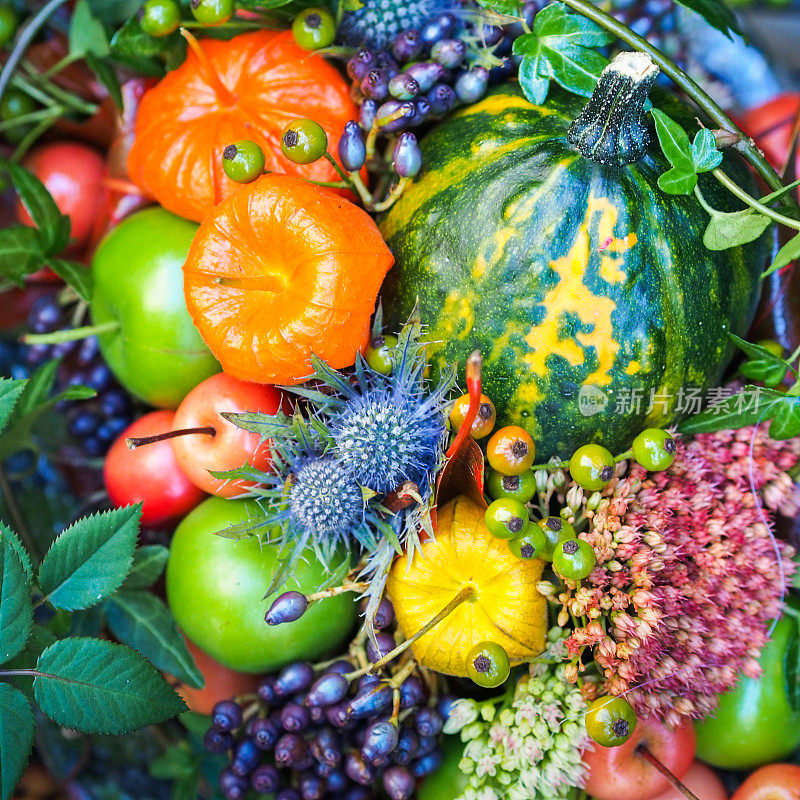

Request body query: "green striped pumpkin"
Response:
[380, 71, 768, 460]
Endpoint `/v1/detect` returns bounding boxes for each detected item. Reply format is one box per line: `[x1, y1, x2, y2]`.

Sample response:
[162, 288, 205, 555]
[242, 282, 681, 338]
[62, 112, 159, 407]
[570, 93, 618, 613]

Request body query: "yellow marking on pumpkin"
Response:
[626, 360, 641, 375]
[428, 291, 476, 356]
[453, 92, 560, 121]
[521, 196, 636, 388]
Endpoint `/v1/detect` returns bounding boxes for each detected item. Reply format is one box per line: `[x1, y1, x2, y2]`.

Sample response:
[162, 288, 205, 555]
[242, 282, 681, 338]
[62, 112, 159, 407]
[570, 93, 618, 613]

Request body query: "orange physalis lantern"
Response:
[183, 174, 394, 385]
[127, 30, 358, 222]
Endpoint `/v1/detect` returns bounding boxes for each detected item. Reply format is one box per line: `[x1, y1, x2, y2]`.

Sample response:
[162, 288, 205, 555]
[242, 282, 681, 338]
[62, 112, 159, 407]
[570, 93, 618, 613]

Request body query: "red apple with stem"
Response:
[584, 715, 696, 800]
[104, 410, 205, 526]
[651, 762, 727, 800]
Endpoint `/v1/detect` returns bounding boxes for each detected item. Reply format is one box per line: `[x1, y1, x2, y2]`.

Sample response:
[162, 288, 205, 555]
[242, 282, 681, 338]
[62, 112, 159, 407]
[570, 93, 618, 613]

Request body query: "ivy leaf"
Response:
[658, 166, 698, 195]
[0, 534, 32, 665]
[69, 0, 111, 58]
[690, 128, 723, 173]
[85, 53, 123, 111]
[674, 0, 741, 39]
[37, 505, 141, 611]
[651, 109, 698, 194]
[763, 232, 800, 278]
[0, 379, 26, 435]
[105, 590, 204, 689]
[678, 387, 784, 435]
[0, 683, 34, 800]
[46, 259, 93, 301]
[703, 208, 772, 250]
[768, 397, 800, 439]
[732, 333, 795, 387]
[0, 227, 45, 284]
[122, 545, 169, 590]
[34, 637, 187, 734]
[5, 162, 71, 256]
[512, 3, 611, 105]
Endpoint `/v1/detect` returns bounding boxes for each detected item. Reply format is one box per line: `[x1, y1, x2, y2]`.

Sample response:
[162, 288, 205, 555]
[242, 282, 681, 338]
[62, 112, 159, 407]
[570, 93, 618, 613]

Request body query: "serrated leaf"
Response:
[34, 637, 187, 734]
[221, 410, 293, 439]
[85, 53, 123, 110]
[5, 163, 70, 256]
[0, 226, 45, 283]
[691, 128, 723, 173]
[763, 233, 800, 278]
[0, 520, 32, 581]
[675, 0, 741, 39]
[46, 259, 93, 301]
[703, 208, 772, 250]
[768, 397, 800, 439]
[658, 166, 698, 195]
[122, 545, 169, 590]
[0, 379, 26, 436]
[69, 0, 110, 57]
[38, 505, 141, 610]
[678, 387, 783, 435]
[0, 534, 32, 665]
[2, 625, 56, 701]
[106, 590, 204, 689]
[0, 683, 34, 800]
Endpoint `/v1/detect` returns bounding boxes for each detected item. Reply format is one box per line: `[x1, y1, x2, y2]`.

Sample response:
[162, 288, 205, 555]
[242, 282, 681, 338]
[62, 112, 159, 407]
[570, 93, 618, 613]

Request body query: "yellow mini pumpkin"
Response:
[386, 494, 547, 676]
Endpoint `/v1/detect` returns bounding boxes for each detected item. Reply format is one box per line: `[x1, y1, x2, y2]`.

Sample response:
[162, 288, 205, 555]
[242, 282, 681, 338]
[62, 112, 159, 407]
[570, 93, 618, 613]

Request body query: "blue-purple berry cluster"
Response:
[205, 599, 453, 800]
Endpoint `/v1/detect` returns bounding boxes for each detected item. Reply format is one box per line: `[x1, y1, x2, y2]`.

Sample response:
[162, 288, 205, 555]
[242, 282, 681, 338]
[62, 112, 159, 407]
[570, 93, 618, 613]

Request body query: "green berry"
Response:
[486, 468, 536, 504]
[0, 4, 19, 48]
[507, 522, 545, 560]
[281, 118, 328, 165]
[540, 516, 576, 562]
[190, 0, 233, 26]
[584, 695, 638, 747]
[484, 498, 529, 540]
[365, 334, 398, 375]
[292, 7, 336, 50]
[631, 428, 676, 472]
[140, 0, 181, 36]
[569, 443, 616, 491]
[222, 140, 265, 183]
[466, 641, 510, 688]
[0, 88, 36, 144]
[552, 538, 596, 580]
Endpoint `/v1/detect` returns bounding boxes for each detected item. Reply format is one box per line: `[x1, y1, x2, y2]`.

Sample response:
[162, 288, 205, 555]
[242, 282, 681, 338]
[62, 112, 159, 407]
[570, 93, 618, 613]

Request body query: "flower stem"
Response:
[637, 746, 700, 800]
[306, 581, 370, 602]
[558, 0, 793, 204]
[126, 426, 217, 450]
[369, 177, 411, 213]
[21, 320, 120, 345]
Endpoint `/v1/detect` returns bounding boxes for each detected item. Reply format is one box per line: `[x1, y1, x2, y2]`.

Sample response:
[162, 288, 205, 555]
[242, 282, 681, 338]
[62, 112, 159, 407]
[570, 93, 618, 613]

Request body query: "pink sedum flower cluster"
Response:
[558, 426, 799, 726]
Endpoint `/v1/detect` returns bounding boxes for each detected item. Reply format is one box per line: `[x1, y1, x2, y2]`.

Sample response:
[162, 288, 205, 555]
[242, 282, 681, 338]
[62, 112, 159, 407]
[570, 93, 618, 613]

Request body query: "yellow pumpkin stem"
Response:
[180, 28, 236, 106]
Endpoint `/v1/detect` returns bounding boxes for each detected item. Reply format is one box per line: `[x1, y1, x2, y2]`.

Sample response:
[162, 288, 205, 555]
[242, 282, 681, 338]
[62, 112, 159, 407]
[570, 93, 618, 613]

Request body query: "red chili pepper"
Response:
[446, 350, 482, 459]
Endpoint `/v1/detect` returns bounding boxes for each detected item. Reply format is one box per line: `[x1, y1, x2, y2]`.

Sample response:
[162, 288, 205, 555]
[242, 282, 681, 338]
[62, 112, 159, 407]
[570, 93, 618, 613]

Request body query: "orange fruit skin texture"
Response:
[127, 30, 358, 222]
[386, 495, 547, 677]
[183, 173, 394, 385]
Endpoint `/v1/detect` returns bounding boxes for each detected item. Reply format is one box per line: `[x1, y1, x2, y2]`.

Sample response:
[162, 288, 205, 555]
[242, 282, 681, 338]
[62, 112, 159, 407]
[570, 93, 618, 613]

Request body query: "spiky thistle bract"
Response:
[218, 309, 456, 623]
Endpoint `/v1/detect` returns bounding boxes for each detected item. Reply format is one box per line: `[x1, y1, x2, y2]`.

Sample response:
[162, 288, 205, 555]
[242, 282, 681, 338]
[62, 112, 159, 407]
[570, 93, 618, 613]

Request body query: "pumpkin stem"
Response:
[180, 28, 236, 107]
[567, 51, 659, 167]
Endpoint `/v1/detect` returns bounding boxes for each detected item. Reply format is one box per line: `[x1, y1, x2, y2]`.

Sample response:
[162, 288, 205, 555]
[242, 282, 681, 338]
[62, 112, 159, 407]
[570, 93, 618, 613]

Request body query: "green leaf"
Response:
[47, 259, 93, 301]
[2, 625, 56, 700]
[38, 505, 141, 611]
[675, 0, 741, 39]
[34, 637, 187, 734]
[0, 683, 34, 800]
[110, 17, 186, 77]
[769, 397, 800, 439]
[0, 534, 32, 665]
[732, 333, 795, 387]
[88, 0, 143, 26]
[691, 128, 723, 173]
[678, 387, 784, 435]
[150, 744, 195, 780]
[105, 590, 204, 689]
[122, 545, 169, 590]
[534, 2, 614, 47]
[703, 208, 772, 250]
[0, 520, 32, 581]
[172, 772, 201, 800]
[651, 109, 694, 169]
[658, 166, 698, 195]
[52, 384, 97, 403]
[5, 163, 71, 256]
[545, 40, 608, 98]
[85, 53, 123, 110]
[69, 0, 111, 57]
[0, 226, 45, 283]
[0, 379, 26, 436]
[340, 0, 365, 9]
[763, 233, 800, 278]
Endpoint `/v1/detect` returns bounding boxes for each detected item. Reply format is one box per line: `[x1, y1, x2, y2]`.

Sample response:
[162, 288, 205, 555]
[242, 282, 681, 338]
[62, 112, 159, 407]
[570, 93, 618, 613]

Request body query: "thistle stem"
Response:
[637, 746, 700, 800]
[558, 0, 794, 205]
[126, 427, 217, 450]
[21, 320, 120, 345]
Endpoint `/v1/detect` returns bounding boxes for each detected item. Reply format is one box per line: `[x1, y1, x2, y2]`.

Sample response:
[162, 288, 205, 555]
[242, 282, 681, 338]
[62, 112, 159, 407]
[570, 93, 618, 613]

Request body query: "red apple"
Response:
[104, 410, 205, 526]
[171, 372, 284, 497]
[584, 715, 696, 800]
[651, 761, 728, 800]
[731, 764, 800, 800]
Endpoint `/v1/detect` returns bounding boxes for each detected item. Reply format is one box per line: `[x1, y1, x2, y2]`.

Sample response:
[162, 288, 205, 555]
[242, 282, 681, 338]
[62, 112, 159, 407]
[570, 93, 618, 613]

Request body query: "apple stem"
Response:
[21, 320, 120, 345]
[637, 746, 700, 800]
[126, 426, 217, 449]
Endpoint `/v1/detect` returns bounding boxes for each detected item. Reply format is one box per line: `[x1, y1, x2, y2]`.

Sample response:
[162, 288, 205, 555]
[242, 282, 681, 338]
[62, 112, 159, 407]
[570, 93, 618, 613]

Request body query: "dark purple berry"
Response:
[250, 716, 280, 750]
[431, 38, 466, 69]
[361, 719, 399, 762]
[436, 693, 458, 720]
[344, 751, 374, 786]
[391, 29, 423, 62]
[383, 765, 415, 800]
[265, 591, 308, 625]
[75, 335, 100, 365]
[399, 675, 426, 709]
[257, 676, 278, 704]
[392, 726, 419, 765]
[324, 701, 352, 729]
[347, 48, 374, 81]
[420, 12, 457, 46]
[360, 98, 376, 130]
[409, 96, 430, 128]
[219, 769, 248, 800]
[360, 68, 389, 101]
[325, 767, 348, 792]
[338, 121, 366, 172]
[299, 771, 325, 800]
[426, 83, 456, 115]
[404, 61, 446, 92]
[373, 51, 399, 76]
[346, 682, 393, 720]
[212, 700, 242, 732]
[306, 672, 350, 707]
[250, 764, 280, 794]
[314, 760, 335, 778]
[231, 738, 260, 777]
[203, 727, 233, 754]
[372, 597, 395, 630]
[393, 132, 422, 177]
[28, 296, 61, 334]
[489, 55, 516, 85]
[276, 790, 302, 800]
[356, 674, 381, 693]
[410, 748, 443, 777]
[417, 734, 438, 757]
[275, 661, 314, 696]
[388, 72, 420, 101]
[455, 67, 489, 103]
[280, 702, 311, 733]
[324, 659, 355, 676]
[414, 706, 444, 737]
[309, 727, 342, 766]
[275, 733, 310, 768]
[366, 631, 395, 663]
[343, 787, 371, 800]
